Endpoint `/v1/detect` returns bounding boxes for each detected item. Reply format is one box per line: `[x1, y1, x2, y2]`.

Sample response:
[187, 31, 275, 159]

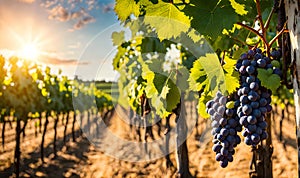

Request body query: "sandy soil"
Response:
[0, 103, 297, 178]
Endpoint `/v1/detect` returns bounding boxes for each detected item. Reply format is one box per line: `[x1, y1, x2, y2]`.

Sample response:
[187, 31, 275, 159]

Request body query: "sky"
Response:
[0, 0, 123, 81]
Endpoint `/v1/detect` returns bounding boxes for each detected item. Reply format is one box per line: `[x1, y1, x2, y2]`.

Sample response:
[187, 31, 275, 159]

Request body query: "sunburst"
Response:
[18, 43, 39, 60]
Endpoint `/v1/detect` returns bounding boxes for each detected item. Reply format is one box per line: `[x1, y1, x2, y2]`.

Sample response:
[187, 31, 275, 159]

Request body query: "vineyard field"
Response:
[0, 104, 296, 177]
[0, 0, 299, 177]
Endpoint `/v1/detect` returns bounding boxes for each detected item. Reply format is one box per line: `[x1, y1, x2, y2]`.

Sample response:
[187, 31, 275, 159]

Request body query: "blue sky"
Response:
[0, 0, 122, 81]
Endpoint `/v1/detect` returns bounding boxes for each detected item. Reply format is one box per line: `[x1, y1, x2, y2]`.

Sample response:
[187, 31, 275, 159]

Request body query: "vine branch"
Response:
[269, 27, 288, 48]
[255, 0, 266, 39]
[236, 22, 268, 46]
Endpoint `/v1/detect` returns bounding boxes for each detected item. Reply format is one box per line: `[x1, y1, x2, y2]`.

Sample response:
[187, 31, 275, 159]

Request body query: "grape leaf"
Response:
[188, 58, 207, 91]
[181, 0, 238, 40]
[223, 56, 240, 94]
[115, 0, 140, 22]
[198, 93, 212, 119]
[229, 0, 248, 15]
[257, 68, 281, 92]
[144, 1, 191, 40]
[198, 53, 226, 94]
[224, 71, 240, 95]
[112, 31, 125, 46]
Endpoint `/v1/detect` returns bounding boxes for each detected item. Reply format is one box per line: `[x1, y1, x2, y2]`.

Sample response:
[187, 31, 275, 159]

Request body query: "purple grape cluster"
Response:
[206, 91, 242, 168]
[235, 48, 280, 146]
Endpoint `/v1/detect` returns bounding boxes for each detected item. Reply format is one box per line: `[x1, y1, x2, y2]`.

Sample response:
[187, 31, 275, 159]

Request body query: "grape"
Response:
[271, 50, 281, 59]
[220, 159, 228, 168]
[206, 92, 242, 168]
[273, 68, 282, 77]
[212, 144, 222, 152]
[216, 153, 224, 161]
[225, 109, 234, 117]
[246, 66, 255, 74]
[219, 96, 227, 105]
[241, 87, 250, 95]
[248, 49, 255, 57]
[249, 82, 259, 90]
[235, 48, 281, 147]
[251, 60, 257, 67]
[247, 116, 257, 124]
[242, 59, 250, 66]
[254, 53, 263, 60]
[252, 109, 262, 118]
[257, 59, 266, 68]
[251, 133, 260, 143]
[248, 91, 259, 101]
[255, 48, 262, 53]
[206, 100, 214, 108]
[259, 98, 268, 106]
[240, 95, 249, 104]
[250, 101, 259, 109]
[242, 104, 252, 115]
[246, 76, 255, 83]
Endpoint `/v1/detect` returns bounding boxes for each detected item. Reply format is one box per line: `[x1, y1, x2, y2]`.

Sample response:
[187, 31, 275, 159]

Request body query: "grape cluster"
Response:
[206, 91, 242, 168]
[235, 48, 281, 146]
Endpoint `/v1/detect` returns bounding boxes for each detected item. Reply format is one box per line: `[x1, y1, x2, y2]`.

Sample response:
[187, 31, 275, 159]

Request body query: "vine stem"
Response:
[264, 7, 275, 30]
[269, 28, 289, 48]
[255, 0, 266, 39]
[236, 22, 268, 46]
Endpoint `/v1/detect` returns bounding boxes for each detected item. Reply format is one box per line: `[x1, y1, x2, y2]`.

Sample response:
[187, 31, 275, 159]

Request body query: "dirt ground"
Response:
[0, 104, 297, 178]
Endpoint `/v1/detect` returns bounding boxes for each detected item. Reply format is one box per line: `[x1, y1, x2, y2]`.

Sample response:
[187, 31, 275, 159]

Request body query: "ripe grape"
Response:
[206, 91, 241, 168]
[235, 48, 282, 147]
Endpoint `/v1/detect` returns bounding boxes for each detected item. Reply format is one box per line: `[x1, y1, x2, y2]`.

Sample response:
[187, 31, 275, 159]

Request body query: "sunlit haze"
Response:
[0, 0, 119, 81]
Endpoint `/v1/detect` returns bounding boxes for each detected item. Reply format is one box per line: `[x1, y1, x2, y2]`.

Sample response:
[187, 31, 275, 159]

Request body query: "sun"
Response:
[18, 43, 39, 60]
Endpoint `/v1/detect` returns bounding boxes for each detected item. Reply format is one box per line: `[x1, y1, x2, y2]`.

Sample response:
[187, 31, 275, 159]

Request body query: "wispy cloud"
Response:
[41, 0, 99, 30]
[68, 42, 81, 49]
[0, 49, 88, 65]
[18, 0, 35, 3]
[48, 4, 69, 21]
[73, 16, 95, 30]
[102, 3, 114, 13]
[39, 55, 89, 65]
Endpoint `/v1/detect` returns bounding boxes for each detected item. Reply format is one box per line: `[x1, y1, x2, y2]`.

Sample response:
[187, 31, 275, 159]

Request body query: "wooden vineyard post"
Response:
[249, 113, 273, 178]
[285, 0, 300, 177]
[174, 94, 192, 178]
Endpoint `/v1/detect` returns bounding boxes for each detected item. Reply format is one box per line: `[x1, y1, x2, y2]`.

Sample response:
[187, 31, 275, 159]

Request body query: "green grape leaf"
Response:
[198, 93, 212, 119]
[141, 59, 180, 118]
[182, 0, 238, 40]
[198, 53, 225, 94]
[223, 56, 237, 74]
[257, 68, 281, 92]
[144, 1, 191, 39]
[112, 46, 126, 70]
[161, 85, 170, 99]
[187, 29, 202, 43]
[229, 0, 248, 15]
[188, 58, 207, 91]
[223, 56, 240, 94]
[224, 71, 240, 95]
[112, 31, 125, 46]
[115, 0, 140, 22]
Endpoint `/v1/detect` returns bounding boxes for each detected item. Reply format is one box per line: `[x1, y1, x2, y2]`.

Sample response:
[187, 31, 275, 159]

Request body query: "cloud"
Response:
[73, 16, 95, 30]
[41, 0, 98, 30]
[40, 0, 57, 8]
[39, 55, 89, 65]
[68, 42, 81, 49]
[18, 0, 35, 3]
[102, 3, 114, 13]
[48, 4, 69, 22]
[0, 49, 88, 65]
